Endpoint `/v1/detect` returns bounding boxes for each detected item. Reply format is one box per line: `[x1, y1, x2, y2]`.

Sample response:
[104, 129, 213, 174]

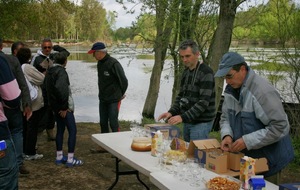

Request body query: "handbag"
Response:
[21, 64, 38, 101]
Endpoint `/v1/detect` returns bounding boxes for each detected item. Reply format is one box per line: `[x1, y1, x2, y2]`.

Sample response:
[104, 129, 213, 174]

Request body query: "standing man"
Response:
[31, 38, 70, 141]
[158, 39, 216, 142]
[88, 42, 128, 153]
[214, 52, 294, 184]
[0, 38, 32, 175]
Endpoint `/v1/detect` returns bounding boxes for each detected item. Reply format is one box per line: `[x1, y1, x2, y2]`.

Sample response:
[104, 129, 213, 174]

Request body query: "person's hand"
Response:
[59, 110, 68, 118]
[23, 106, 32, 120]
[157, 112, 172, 122]
[167, 115, 183, 125]
[230, 138, 246, 152]
[221, 135, 233, 151]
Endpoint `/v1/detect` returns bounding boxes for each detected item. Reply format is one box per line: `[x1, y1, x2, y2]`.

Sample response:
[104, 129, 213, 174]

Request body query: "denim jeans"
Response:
[0, 122, 18, 190]
[54, 111, 77, 153]
[183, 120, 214, 142]
[99, 101, 120, 133]
[4, 106, 24, 168]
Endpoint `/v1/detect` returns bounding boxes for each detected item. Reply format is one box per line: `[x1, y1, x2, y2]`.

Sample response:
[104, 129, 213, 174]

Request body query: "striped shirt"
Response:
[0, 55, 21, 122]
[169, 62, 216, 124]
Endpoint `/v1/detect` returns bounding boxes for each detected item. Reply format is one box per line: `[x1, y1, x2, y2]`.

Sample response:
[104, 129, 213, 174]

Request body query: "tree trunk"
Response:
[142, 0, 179, 119]
[207, 0, 244, 109]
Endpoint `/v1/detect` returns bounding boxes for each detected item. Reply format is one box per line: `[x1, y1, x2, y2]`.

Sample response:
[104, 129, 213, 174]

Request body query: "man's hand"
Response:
[157, 112, 172, 122]
[221, 135, 233, 151]
[23, 106, 32, 121]
[167, 115, 183, 125]
[230, 138, 246, 152]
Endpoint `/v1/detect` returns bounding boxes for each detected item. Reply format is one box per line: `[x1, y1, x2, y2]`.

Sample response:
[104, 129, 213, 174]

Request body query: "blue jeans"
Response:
[99, 101, 120, 133]
[54, 111, 77, 153]
[0, 122, 18, 190]
[4, 106, 24, 168]
[183, 121, 214, 142]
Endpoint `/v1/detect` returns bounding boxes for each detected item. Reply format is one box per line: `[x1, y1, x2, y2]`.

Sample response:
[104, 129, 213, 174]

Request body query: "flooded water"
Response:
[2, 45, 295, 123]
[65, 47, 174, 123]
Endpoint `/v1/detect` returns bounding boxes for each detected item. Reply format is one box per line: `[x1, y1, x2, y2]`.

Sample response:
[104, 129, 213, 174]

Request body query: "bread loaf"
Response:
[131, 137, 151, 151]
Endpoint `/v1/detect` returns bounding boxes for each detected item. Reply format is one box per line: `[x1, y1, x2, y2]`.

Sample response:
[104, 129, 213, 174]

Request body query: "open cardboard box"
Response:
[186, 138, 269, 177]
[144, 123, 181, 139]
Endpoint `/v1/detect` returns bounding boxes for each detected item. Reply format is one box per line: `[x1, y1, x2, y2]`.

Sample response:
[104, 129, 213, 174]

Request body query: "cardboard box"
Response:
[170, 138, 188, 152]
[186, 139, 269, 176]
[187, 139, 221, 164]
[279, 183, 300, 190]
[229, 152, 245, 171]
[206, 150, 228, 173]
[144, 123, 180, 139]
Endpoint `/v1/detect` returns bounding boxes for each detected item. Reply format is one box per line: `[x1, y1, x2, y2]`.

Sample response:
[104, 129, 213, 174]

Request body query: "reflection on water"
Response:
[66, 53, 173, 123]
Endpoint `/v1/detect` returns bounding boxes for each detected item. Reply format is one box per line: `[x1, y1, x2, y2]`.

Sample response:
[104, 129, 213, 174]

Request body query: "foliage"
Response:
[0, 0, 111, 42]
[291, 137, 300, 166]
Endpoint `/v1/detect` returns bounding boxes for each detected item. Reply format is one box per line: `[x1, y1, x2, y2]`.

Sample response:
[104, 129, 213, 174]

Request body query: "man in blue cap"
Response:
[88, 42, 128, 153]
[215, 52, 294, 184]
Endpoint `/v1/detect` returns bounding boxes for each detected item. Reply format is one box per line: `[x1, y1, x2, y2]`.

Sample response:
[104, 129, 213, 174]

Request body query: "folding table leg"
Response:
[108, 157, 149, 190]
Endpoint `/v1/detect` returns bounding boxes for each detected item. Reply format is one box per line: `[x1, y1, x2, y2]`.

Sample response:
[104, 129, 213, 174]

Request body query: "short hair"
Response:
[178, 39, 199, 54]
[54, 52, 67, 65]
[16, 47, 32, 64]
[42, 38, 52, 43]
[11, 41, 25, 54]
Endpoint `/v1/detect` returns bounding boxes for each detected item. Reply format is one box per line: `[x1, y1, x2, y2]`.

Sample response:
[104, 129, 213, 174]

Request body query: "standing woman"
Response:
[45, 52, 83, 167]
[17, 47, 45, 160]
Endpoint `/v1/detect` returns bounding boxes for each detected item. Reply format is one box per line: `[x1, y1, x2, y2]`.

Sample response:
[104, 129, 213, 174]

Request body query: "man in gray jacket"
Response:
[215, 52, 294, 184]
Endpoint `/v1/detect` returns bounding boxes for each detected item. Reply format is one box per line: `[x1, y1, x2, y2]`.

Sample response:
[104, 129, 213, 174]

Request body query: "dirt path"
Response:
[19, 123, 159, 190]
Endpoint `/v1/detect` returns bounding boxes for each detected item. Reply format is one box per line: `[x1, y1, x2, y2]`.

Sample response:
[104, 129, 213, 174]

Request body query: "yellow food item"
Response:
[206, 176, 240, 190]
[164, 150, 187, 162]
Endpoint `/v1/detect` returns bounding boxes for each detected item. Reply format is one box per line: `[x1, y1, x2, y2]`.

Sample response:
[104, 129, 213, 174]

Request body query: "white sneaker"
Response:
[24, 154, 44, 160]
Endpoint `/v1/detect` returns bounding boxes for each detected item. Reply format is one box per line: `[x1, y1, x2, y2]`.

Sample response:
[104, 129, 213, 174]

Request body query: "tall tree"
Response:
[142, 0, 180, 119]
[207, 0, 246, 108]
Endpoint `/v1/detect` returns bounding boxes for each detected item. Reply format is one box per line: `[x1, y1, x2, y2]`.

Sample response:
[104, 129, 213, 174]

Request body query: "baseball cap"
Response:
[87, 42, 106, 54]
[214, 52, 245, 77]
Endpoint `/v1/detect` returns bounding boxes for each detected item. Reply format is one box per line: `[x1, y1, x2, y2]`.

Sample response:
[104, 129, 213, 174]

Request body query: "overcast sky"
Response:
[92, 0, 300, 29]
[99, 0, 142, 28]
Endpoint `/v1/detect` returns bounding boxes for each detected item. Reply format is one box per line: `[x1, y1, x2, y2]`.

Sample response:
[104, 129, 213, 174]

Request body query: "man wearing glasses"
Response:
[215, 52, 294, 184]
[31, 38, 70, 142]
[158, 39, 216, 142]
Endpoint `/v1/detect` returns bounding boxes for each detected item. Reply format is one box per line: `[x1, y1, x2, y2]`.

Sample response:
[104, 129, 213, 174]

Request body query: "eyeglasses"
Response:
[224, 71, 237, 79]
[43, 46, 52, 49]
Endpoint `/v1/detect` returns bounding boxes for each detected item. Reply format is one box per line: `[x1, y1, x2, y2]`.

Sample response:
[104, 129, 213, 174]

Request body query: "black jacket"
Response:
[44, 64, 69, 113]
[97, 53, 128, 103]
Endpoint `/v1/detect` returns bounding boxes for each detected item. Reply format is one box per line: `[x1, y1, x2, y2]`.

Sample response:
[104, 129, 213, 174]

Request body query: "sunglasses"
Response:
[43, 46, 52, 49]
[224, 71, 237, 79]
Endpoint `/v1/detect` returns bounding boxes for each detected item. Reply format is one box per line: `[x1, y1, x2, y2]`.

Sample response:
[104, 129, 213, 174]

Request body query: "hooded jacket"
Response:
[45, 64, 74, 113]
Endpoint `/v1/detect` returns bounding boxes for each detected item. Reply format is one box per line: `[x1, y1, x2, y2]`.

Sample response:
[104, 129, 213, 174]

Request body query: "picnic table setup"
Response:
[91, 124, 279, 190]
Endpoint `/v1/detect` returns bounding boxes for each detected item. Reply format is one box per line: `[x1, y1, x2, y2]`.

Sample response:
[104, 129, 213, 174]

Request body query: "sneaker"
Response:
[19, 165, 30, 174]
[55, 156, 67, 165]
[24, 154, 43, 160]
[66, 157, 83, 168]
